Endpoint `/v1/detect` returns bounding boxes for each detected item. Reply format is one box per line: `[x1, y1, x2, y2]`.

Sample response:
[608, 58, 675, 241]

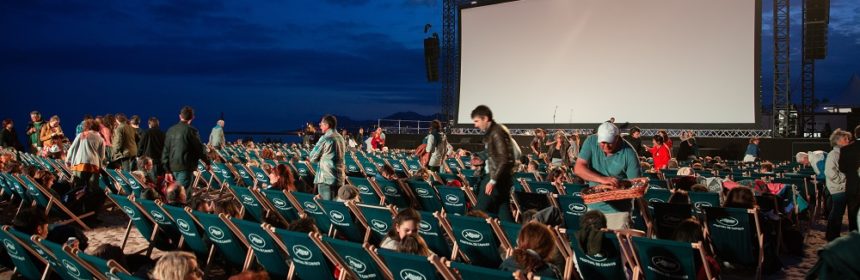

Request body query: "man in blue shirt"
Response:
[574, 122, 641, 229]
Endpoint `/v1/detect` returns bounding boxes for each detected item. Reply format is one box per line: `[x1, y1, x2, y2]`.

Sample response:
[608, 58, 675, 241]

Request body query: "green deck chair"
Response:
[290, 192, 333, 235]
[449, 261, 516, 279]
[445, 214, 503, 268]
[0, 226, 46, 280]
[374, 178, 410, 208]
[34, 236, 104, 280]
[192, 212, 253, 269]
[703, 206, 763, 277]
[651, 202, 693, 240]
[228, 184, 265, 222]
[268, 229, 336, 280]
[348, 176, 383, 206]
[688, 191, 720, 215]
[377, 248, 449, 280]
[568, 231, 626, 280]
[556, 194, 588, 231]
[161, 205, 213, 260]
[421, 211, 452, 258]
[631, 237, 711, 280]
[355, 203, 396, 245]
[226, 217, 290, 278]
[321, 236, 389, 280]
[259, 188, 301, 222]
[437, 186, 467, 215]
[316, 198, 366, 243]
[406, 179, 443, 212]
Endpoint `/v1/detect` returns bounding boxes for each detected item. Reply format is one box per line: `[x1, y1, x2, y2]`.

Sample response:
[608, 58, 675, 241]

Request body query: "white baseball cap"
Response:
[597, 122, 620, 144]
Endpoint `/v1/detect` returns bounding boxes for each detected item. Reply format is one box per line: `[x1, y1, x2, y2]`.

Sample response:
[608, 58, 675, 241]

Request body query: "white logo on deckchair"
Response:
[384, 186, 397, 195]
[303, 202, 318, 211]
[3, 240, 17, 255]
[358, 185, 371, 194]
[445, 194, 459, 203]
[349, 166, 358, 171]
[63, 260, 81, 277]
[461, 229, 483, 243]
[177, 219, 191, 232]
[400, 269, 427, 280]
[122, 206, 135, 218]
[292, 245, 313, 261]
[409, 165, 418, 169]
[345, 256, 367, 273]
[248, 234, 266, 250]
[694, 202, 712, 210]
[536, 188, 550, 194]
[584, 254, 607, 262]
[150, 211, 166, 223]
[330, 211, 346, 223]
[208, 226, 226, 240]
[273, 198, 289, 209]
[242, 195, 256, 205]
[419, 221, 432, 232]
[651, 256, 681, 273]
[256, 173, 266, 179]
[415, 188, 431, 197]
[718, 217, 739, 227]
[371, 219, 388, 232]
[648, 198, 664, 204]
[568, 203, 586, 214]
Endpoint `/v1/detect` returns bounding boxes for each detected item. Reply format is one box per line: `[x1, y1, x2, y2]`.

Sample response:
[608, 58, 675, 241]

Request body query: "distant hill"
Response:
[286, 111, 442, 133]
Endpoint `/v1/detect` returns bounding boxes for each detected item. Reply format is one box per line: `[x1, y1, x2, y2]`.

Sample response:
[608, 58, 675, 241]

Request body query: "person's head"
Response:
[287, 217, 319, 233]
[724, 186, 756, 209]
[166, 182, 187, 205]
[466, 209, 490, 219]
[547, 167, 567, 183]
[830, 129, 852, 148]
[668, 190, 690, 204]
[214, 198, 240, 217]
[337, 185, 360, 202]
[130, 115, 141, 127]
[151, 251, 203, 280]
[49, 115, 60, 127]
[148, 117, 160, 129]
[470, 105, 494, 131]
[527, 160, 540, 173]
[92, 244, 128, 268]
[854, 124, 860, 139]
[749, 137, 759, 145]
[379, 163, 396, 179]
[102, 114, 115, 128]
[657, 130, 668, 139]
[390, 208, 421, 240]
[227, 271, 269, 280]
[513, 222, 557, 272]
[652, 135, 664, 146]
[535, 128, 545, 138]
[398, 235, 431, 256]
[596, 122, 621, 155]
[430, 120, 442, 133]
[2, 119, 12, 130]
[320, 115, 337, 133]
[34, 170, 56, 187]
[217, 119, 225, 127]
[672, 218, 704, 244]
[138, 156, 154, 172]
[579, 210, 607, 231]
[690, 184, 709, 192]
[667, 159, 680, 169]
[190, 197, 214, 213]
[760, 161, 774, 173]
[630, 126, 641, 138]
[795, 152, 809, 165]
[115, 113, 128, 125]
[180, 106, 195, 123]
[30, 111, 42, 122]
[609, 117, 615, 123]
[12, 207, 49, 238]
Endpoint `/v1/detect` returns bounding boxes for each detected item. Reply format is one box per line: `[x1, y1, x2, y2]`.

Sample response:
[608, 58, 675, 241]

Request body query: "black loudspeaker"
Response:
[424, 33, 440, 82]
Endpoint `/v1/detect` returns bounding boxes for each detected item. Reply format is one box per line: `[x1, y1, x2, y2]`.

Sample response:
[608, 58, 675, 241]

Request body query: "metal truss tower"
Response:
[800, 0, 831, 136]
[441, 0, 458, 124]
[772, 0, 792, 137]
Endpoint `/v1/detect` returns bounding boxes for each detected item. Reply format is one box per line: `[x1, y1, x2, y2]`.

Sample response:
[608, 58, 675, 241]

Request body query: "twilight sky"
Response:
[1, 0, 858, 135]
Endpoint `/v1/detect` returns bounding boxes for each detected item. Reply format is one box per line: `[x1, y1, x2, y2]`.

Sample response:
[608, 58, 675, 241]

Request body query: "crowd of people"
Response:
[1, 104, 859, 280]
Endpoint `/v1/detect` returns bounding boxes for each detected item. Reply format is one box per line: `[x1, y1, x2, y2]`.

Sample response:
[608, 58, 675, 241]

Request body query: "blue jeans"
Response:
[173, 171, 194, 189]
[317, 183, 341, 200]
[826, 192, 847, 241]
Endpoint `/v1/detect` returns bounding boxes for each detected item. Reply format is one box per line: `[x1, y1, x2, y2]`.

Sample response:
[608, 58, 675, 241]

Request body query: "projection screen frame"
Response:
[453, 0, 762, 129]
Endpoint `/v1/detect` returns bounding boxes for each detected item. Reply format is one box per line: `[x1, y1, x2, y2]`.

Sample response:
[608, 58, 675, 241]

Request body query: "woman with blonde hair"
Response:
[151, 251, 203, 280]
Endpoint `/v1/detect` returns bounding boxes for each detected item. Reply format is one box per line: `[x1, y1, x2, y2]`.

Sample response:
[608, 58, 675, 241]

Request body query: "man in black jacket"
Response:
[472, 105, 519, 221]
[162, 106, 210, 189]
[0, 119, 23, 151]
[838, 125, 860, 231]
[139, 117, 166, 176]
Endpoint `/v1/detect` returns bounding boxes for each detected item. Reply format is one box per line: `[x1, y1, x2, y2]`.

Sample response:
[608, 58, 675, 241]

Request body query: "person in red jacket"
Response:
[649, 135, 671, 170]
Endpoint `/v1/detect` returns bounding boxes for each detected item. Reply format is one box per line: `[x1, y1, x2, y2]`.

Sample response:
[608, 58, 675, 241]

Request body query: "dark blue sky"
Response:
[1, 0, 858, 135]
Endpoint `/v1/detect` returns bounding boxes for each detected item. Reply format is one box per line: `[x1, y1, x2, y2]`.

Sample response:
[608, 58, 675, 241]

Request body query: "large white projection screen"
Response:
[457, 0, 758, 125]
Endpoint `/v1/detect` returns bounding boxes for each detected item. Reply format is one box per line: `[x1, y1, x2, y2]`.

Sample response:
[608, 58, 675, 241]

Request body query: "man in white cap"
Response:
[574, 122, 641, 229]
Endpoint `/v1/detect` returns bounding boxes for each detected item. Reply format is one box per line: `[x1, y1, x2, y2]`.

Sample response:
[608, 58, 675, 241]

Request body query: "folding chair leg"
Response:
[121, 220, 133, 251]
[205, 245, 216, 268]
[40, 265, 50, 280]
